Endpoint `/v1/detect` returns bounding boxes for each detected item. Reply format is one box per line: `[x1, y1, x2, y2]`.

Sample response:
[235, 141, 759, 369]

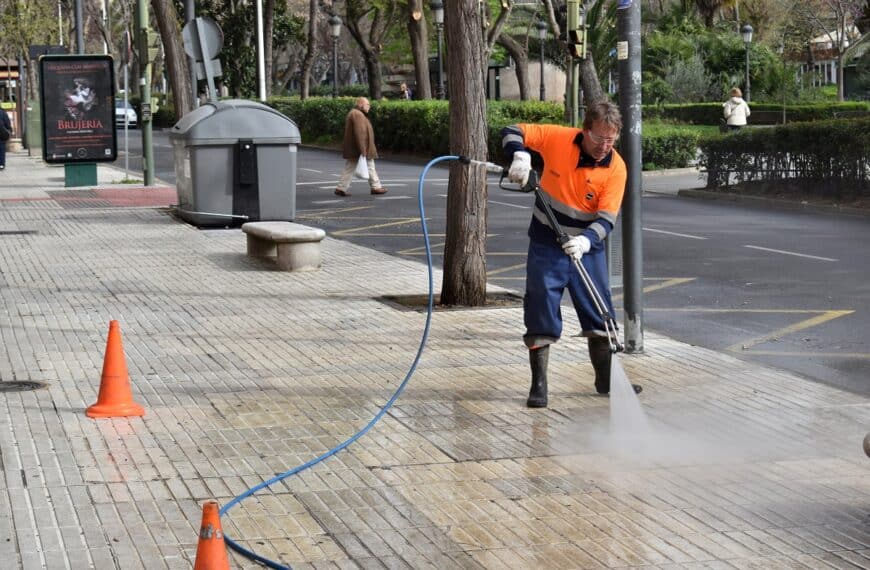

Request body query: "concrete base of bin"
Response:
[242, 222, 326, 272]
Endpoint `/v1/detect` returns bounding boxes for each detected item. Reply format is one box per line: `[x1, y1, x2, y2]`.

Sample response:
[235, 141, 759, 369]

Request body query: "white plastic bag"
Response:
[354, 155, 369, 179]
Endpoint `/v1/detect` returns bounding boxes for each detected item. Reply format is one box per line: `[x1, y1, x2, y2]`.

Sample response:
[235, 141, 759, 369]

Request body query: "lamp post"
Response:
[536, 20, 547, 101]
[741, 23, 753, 102]
[329, 14, 342, 98]
[430, 0, 444, 99]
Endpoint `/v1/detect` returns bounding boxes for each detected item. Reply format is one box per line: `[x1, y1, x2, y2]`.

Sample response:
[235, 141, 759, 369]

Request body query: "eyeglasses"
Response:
[585, 130, 619, 145]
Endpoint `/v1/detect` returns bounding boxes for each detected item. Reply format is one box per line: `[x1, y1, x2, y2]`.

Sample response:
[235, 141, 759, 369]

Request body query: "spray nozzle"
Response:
[458, 156, 506, 175]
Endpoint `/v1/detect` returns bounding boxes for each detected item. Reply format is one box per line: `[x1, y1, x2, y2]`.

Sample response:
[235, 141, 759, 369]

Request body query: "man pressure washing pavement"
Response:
[501, 99, 642, 408]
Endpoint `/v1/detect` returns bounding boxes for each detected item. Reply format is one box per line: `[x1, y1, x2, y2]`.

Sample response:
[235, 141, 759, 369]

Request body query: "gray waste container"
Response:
[169, 99, 301, 227]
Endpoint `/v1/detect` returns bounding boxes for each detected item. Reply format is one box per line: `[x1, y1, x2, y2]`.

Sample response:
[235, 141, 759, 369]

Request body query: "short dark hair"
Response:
[583, 100, 622, 132]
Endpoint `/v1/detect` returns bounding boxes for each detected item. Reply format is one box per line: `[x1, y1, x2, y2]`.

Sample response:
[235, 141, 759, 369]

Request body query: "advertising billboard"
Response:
[39, 54, 117, 163]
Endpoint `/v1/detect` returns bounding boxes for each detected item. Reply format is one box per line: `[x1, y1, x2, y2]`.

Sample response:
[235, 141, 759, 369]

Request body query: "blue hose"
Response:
[219, 155, 460, 569]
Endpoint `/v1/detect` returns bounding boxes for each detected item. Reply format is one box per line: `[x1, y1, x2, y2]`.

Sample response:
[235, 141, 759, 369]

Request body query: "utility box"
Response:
[169, 99, 301, 227]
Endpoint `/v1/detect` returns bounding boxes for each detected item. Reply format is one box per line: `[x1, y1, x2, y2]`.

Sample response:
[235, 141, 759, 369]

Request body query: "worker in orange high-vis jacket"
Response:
[501, 100, 641, 408]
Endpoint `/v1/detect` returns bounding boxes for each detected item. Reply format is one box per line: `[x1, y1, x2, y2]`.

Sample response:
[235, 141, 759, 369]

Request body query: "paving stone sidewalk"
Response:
[0, 152, 868, 569]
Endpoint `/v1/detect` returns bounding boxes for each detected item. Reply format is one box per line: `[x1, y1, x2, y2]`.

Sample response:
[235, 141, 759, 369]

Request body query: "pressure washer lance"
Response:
[495, 166, 625, 355]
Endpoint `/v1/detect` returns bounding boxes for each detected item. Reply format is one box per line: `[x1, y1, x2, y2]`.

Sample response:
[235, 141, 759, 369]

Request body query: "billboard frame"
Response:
[38, 54, 117, 164]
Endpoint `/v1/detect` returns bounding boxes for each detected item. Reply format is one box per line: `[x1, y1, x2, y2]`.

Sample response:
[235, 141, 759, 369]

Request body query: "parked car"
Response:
[115, 100, 137, 128]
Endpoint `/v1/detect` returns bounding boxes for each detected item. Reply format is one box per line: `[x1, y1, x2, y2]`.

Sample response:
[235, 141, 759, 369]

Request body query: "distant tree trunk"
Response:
[498, 35, 530, 100]
[364, 54, 384, 99]
[151, 0, 193, 117]
[580, 51, 605, 104]
[441, 0, 489, 307]
[300, 0, 318, 99]
[407, 0, 432, 99]
[345, 0, 399, 100]
[264, 0, 274, 96]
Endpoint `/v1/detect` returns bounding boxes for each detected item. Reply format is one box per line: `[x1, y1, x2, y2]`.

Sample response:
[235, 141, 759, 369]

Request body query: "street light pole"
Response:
[430, 1, 444, 99]
[536, 20, 547, 101]
[741, 23, 753, 103]
[329, 15, 342, 98]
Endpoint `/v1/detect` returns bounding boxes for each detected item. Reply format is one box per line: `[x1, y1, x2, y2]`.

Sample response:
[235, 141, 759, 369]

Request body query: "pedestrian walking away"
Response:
[722, 87, 750, 131]
[501, 100, 641, 408]
[334, 97, 387, 197]
[0, 106, 11, 171]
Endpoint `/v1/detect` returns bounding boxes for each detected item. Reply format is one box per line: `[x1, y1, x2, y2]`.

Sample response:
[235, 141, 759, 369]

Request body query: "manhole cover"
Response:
[0, 381, 48, 392]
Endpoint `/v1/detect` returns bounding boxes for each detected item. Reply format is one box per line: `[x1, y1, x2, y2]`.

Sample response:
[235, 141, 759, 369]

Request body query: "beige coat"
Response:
[341, 108, 378, 159]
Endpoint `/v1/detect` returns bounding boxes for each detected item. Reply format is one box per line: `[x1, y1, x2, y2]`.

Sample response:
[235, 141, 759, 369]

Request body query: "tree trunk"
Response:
[498, 35, 530, 100]
[264, 0, 274, 96]
[837, 51, 845, 101]
[406, 0, 431, 99]
[365, 55, 383, 99]
[151, 0, 193, 117]
[300, 0, 318, 99]
[580, 51, 605, 104]
[441, 0, 489, 307]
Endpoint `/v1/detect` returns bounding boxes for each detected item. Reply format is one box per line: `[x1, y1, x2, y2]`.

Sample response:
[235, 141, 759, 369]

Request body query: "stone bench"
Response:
[241, 222, 326, 271]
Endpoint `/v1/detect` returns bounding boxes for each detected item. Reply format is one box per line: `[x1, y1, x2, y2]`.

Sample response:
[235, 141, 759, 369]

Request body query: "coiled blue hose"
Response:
[219, 155, 460, 569]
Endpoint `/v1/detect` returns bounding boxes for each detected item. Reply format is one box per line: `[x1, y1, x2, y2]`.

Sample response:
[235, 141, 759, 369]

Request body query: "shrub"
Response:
[268, 97, 703, 170]
[699, 117, 869, 196]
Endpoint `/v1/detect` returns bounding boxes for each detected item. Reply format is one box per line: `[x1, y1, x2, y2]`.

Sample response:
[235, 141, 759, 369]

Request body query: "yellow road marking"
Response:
[612, 277, 696, 300]
[333, 217, 424, 236]
[725, 310, 854, 352]
[398, 242, 444, 255]
[488, 263, 526, 277]
[297, 205, 373, 216]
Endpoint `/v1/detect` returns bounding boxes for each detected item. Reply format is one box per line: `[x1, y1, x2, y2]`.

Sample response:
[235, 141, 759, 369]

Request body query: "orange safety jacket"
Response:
[511, 123, 627, 246]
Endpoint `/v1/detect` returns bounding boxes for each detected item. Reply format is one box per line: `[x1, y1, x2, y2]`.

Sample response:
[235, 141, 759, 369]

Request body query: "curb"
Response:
[677, 188, 870, 217]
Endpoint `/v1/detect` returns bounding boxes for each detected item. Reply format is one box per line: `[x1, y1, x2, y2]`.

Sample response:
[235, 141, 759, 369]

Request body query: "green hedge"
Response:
[698, 117, 870, 195]
[643, 102, 870, 125]
[269, 97, 701, 170]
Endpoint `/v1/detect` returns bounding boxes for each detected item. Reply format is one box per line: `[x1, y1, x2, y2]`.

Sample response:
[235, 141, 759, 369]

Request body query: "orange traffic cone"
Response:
[194, 500, 231, 570]
[86, 321, 145, 418]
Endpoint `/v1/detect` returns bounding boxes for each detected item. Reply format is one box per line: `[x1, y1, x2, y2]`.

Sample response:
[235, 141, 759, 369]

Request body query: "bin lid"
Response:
[169, 99, 301, 145]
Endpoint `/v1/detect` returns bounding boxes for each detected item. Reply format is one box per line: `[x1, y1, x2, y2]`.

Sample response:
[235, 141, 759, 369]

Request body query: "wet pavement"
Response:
[0, 152, 867, 569]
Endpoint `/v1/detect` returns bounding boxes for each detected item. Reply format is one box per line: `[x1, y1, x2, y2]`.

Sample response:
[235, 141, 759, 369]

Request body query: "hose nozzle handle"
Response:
[458, 156, 506, 175]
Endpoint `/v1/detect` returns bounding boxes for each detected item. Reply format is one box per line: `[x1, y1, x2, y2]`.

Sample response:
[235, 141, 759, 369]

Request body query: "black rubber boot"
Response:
[588, 337, 642, 395]
[527, 346, 549, 408]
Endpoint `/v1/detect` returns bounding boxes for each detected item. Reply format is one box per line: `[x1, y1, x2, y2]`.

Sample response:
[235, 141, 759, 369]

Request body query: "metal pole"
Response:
[745, 44, 751, 102]
[255, 0, 266, 101]
[185, 0, 198, 107]
[616, 0, 643, 353]
[58, 1, 63, 45]
[539, 41, 545, 101]
[75, 0, 84, 53]
[124, 63, 129, 178]
[138, 0, 154, 186]
[436, 25, 444, 99]
[332, 38, 338, 98]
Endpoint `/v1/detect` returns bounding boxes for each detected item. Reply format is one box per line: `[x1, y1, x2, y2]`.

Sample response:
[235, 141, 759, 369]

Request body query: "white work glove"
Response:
[562, 235, 591, 260]
[508, 151, 532, 186]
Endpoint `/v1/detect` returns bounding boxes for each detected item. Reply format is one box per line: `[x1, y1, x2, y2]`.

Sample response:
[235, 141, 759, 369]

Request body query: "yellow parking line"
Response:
[488, 263, 526, 277]
[612, 277, 696, 300]
[333, 217, 424, 236]
[725, 310, 854, 352]
[297, 205, 373, 216]
[398, 242, 444, 255]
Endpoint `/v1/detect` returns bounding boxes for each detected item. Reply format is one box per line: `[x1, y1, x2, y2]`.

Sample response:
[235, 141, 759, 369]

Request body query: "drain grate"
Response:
[0, 230, 38, 236]
[0, 381, 48, 392]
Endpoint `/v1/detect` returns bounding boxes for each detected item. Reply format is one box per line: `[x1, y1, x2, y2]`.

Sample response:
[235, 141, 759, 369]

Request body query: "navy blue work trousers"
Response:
[523, 234, 615, 348]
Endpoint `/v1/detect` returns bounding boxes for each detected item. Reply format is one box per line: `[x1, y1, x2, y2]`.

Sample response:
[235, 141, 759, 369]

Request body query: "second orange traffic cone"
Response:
[194, 500, 231, 570]
[86, 320, 145, 418]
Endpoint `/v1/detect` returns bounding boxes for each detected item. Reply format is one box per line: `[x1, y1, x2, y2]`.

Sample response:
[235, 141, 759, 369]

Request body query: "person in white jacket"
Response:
[722, 87, 750, 130]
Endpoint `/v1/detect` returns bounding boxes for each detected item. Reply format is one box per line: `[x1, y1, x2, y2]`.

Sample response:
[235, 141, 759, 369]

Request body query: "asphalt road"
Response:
[116, 129, 870, 397]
